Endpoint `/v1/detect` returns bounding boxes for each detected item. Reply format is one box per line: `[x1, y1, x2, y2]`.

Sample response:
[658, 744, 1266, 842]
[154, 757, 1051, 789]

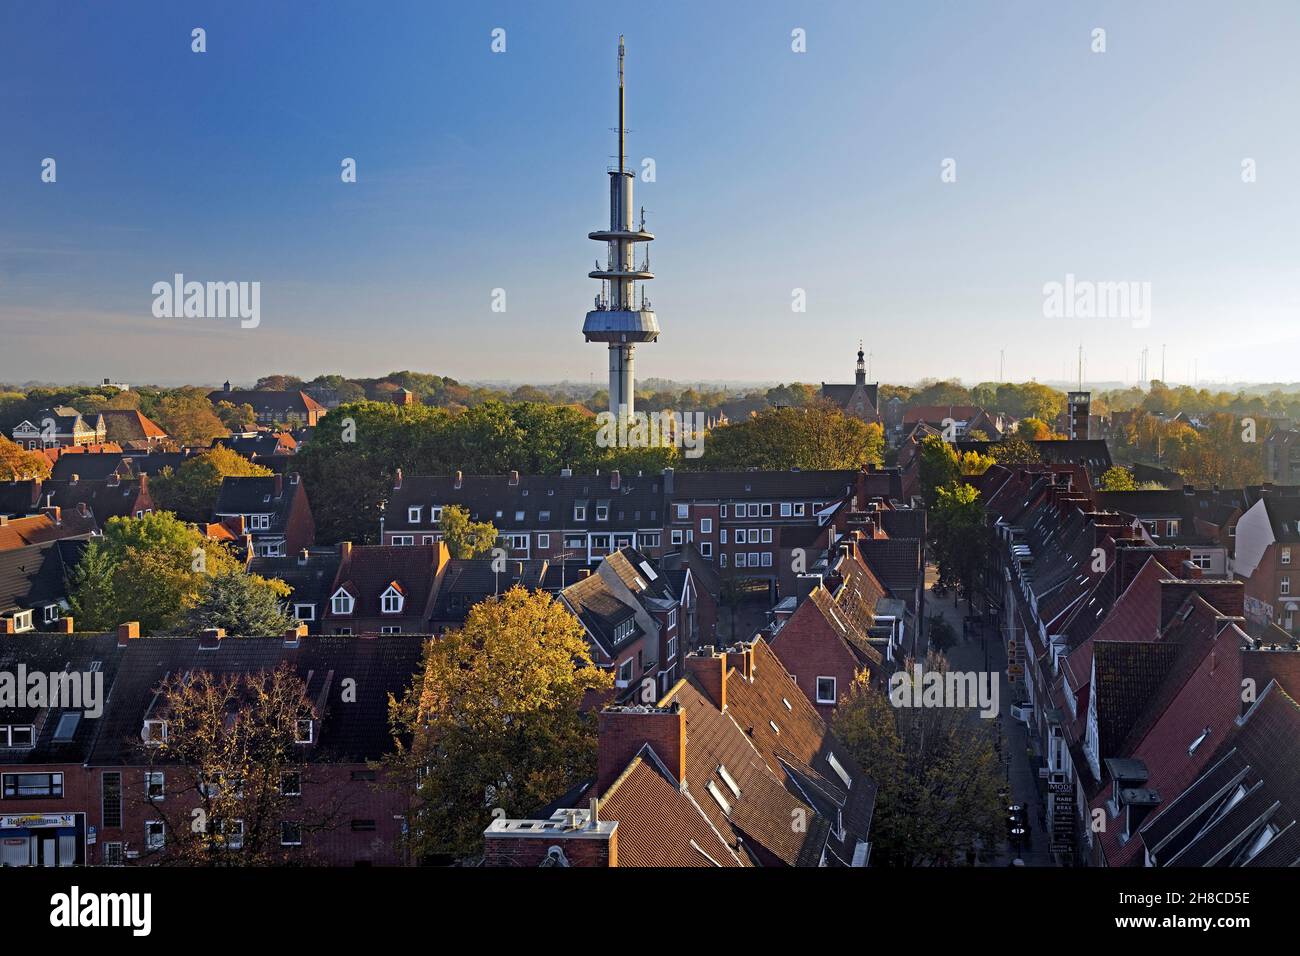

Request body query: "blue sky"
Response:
[3, 0, 1298, 388]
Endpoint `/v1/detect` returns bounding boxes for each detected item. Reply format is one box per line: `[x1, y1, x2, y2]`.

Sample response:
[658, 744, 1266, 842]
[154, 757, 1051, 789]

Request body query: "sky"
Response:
[2, 0, 1299, 389]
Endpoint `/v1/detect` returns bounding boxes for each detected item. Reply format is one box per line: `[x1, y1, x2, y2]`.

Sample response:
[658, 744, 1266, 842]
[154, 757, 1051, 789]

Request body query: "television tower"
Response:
[582, 36, 659, 420]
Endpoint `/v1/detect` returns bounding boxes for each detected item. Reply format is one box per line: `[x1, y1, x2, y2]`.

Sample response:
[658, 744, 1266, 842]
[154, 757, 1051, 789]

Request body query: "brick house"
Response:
[212, 472, 314, 558]
[1232, 489, 1300, 634]
[323, 542, 449, 635]
[207, 384, 326, 427]
[11, 407, 106, 450]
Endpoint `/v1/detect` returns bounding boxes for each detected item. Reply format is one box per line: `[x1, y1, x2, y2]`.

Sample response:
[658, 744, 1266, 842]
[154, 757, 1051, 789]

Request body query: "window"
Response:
[216, 819, 244, 850]
[280, 822, 303, 846]
[391, 535, 415, 546]
[574, 505, 587, 521]
[281, 771, 302, 796]
[43, 604, 61, 624]
[143, 719, 167, 745]
[780, 502, 792, 517]
[827, 752, 853, 788]
[720, 505, 727, 518]
[250, 514, 270, 531]
[720, 529, 727, 544]
[761, 528, 772, 543]
[431, 506, 443, 522]
[1191, 554, 1213, 571]
[11, 610, 32, 632]
[700, 542, 712, 558]
[102, 772, 122, 828]
[671, 530, 683, 545]
[706, 780, 731, 814]
[53, 712, 80, 742]
[761, 503, 772, 517]
[1282, 576, 1291, 597]
[566, 536, 584, 549]
[408, 506, 421, 522]
[294, 603, 315, 621]
[331, 589, 355, 615]
[747, 503, 760, 517]
[639, 532, 660, 549]
[794, 502, 805, 517]
[3, 772, 63, 798]
[592, 534, 612, 552]
[537, 534, 550, 549]
[761, 552, 772, 567]
[422, 535, 435, 544]
[514, 510, 525, 522]
[736, 552, 747, 568]
[539, 509, 551, 522]
[617, 659, 634, 684]
[1284, 548, 1293, 566]
[816, 676, 837, 704]
[717, 764, 742, 799]
[103, 843, 124, 867]
[506, 533, 529, 550]
[667, 635, 678, 662]
[676, 504, 689, 520]
[735, 528, 747, 544]
[380, 625, 402, 634]
[749, 552, 760, 567]
[146, 821, 166, 851]
[595, 504, 609, 521]
[146, 772, 164, 801]
[1166, 519, 1180, 536]
[295, 718, 314, 744]
[380, 585, 405, 614]
[719, 553, 727, 568]
[667, 608, 677, 630]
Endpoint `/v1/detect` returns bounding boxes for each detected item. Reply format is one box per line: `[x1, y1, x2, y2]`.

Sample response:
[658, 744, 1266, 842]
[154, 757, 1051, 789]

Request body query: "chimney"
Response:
[106, 473, 119, 488]
[42, 505, 61, 526]
[274, 474, 284, 497]
[53, 617, 74, 634]
[597, 705, 686, 793]
[483, 814, 616, 867]
[70, 474, 80, 484]
[199, 627, 225, 648]
[117, 621, 140, 646]
[76, 501, 90, 518]
[298, 548, 310, 565]
[686, 649, 727, 711]
[0, 618, 15, 634]
[726, 644, 755, 682]
[284, 623, 308, 645]
[338, 541, 353, 561]
[1120, 788, 1162, 844]
[509, 470, 520, 486]
[393, 468, 403, 491]
[662, 467, 674, 496]
[794, 573, 822, 605]
[0, 516, 6, 526]
[610, 469, 621, 491]
[1159, 578, 1245, 630]
[454, 470, 463, 490]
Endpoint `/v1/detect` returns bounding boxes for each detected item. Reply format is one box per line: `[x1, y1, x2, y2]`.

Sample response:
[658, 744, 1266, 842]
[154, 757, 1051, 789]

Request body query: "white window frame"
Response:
[794, 502, 805, 517]
[700, 517, 712, 533]
[676, 504, 689, 520]
[145, 821, 165, 851]
[391, 535, 415, 546]
[408, 506, 421, 522]
[295, 718, 314, 744]
[146, 771, 165, 801]
[143, 719, 167, 745]
[294, 603, 315, 621]
[537, 533, 550, 549]
[331, 590, 354, 615]
[761, 528, 773, 543]
[780, 502, 792, 517]
[816, 676, 838, 704]
[671, 530, 683, 545]
[380, 585, 405, 614]
[700, 542, 712, 558]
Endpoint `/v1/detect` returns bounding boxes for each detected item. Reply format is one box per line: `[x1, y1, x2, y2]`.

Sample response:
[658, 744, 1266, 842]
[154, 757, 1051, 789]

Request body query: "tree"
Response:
[215, 400, 256, 432]
[67, 512, 246, 633]
[151, 445, 273, 521]
[957, 450, 995, 477]
[929, 482, 987, 600]
[834, 657, 1003, 866]
[1098, 466, 1138, 491]
[437, 505, 499, 559]
[1015, 417, 1053, 441]
[916, 435, 959, 503]
[697, 403, 884, 471]
[0, 435, 51, 480]
[384, 587, 612, 862]
[927, 615, 957, 653]
[136, 663, 339, 865]
[189, 570, 293, 636]
[988, 436, 1041, 466]
[155, 388, 226, 445]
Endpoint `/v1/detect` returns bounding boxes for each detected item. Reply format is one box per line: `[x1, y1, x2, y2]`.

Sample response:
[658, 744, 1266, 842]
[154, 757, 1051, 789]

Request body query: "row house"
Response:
[249, 546, 344, 634]
[1231, 486, 1300, 635]
[484, 639, 875, 867]
[97, 409, 168, 451]
[11, 406, 107, 450]
[212, 472, 314, 558]
[560, 547, 695, 701]
[1095, 486, 1239, 577]
[324, 542, 448, 635]
[769, 546, 892, 717]
[0, 508, 97, 552]
[45, 472, 155, 527]
[384, 469, 666, 563]
[0, 539, 87, 633]
[0, 628, 422, 867]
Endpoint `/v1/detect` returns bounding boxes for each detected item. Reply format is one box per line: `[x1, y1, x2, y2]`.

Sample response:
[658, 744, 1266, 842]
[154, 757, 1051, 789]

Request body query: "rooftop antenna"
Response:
[617, 34, 626, 176]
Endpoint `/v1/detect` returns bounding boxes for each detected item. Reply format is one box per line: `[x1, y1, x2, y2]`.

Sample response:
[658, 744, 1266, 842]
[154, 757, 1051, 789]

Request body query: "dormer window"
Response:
[596, 503, 609, 521]
[295, 718, 314, 744]
[330, 589, 355, 616]
[380, 585, 405, 614]
[574, 504, 587, 521]
[431, 506, 443, 522]
[143, 719, 168, 745]
[408, 506, 421, 522]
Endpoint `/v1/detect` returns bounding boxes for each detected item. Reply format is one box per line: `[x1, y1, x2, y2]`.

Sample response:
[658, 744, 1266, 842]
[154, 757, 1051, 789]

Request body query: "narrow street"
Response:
[921, 564, 1056, 866]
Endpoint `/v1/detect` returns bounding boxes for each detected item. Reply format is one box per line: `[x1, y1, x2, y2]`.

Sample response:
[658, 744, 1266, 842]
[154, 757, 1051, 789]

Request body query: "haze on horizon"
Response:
[3, 1, 1297, 388]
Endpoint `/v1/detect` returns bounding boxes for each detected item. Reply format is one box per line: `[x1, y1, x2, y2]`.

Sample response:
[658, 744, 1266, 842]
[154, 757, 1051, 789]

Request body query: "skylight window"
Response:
[638, 561, 658, 580]
[706, 780, 731, 814]
[827, 752, 852, 788]
[1188, 726, 1211, 756]
[769, 720, 780, 735]
[717, 764, 741, 799]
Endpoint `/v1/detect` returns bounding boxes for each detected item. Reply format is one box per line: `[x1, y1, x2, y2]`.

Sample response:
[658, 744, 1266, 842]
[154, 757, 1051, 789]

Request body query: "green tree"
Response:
[1098, 466, 1138, 491]
[151, 445, 273, 521]
[155, 387, 227, 446]
[988, 436, 1041, 466]
[834, 658, 1003, 866]
[437, 505, 499, 559]
[384, 587, 612, 862]
[698, 402, 884, 471]
[188, 570, 293, 636]
[929, 482, 987, 600]
[917, 435, 960, 503]
[67, 512, 245, 633]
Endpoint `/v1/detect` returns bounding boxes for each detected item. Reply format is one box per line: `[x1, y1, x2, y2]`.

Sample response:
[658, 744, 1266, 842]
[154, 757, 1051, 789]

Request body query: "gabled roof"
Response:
[673, 469, 860, 502]
[99, 409, 167, 442]
[206, 389, 325, 415]
[213, 475, 296, 525]
[248, 548, 342, 608]
[0, 539, 84, 615]
[326, 545, 441, 621]
[0, 511, 97, 551]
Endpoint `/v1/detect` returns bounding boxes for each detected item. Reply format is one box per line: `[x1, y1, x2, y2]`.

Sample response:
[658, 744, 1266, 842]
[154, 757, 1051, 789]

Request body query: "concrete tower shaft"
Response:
[582, 36, 659, 419]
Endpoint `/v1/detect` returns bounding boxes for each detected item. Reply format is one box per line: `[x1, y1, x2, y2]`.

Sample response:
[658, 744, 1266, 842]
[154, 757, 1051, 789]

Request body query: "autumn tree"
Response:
[698, 402, 884, 471]
[0, 435, 51, 480]
[136, 664, 339, 865]
[151, 445, 273, 521]
[155, 388, 226, 446]
[1098, 466, 1138, 491]
[988, 436, 1041, 466]
[437, 504, 499, 559]
[834, 658, 1003, 866]
[384, 587, 612, 862]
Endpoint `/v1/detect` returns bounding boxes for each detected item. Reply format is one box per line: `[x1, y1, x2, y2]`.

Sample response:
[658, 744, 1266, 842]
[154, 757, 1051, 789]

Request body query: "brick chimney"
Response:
[509, 470, 520, 486]
[274, 474, 284, 497]
[726, 643, 755, 682]
[42, 505, 61, 525]
[199, 627, 225, 648]
[53, 617, 74, 634]
[686, 648, 727, 711]
[610, 469, 621, 491]
[662, 467, 674, 496]
[1159, 578, 1245, 630]
[117, 621, 140, 646]
[0, 618, 15, 634]
[597, 705, 686, 793]
[338, 541, 352, 561]
[284, 623, 307, 644]
[298, 548, 310, 565]
[454, 470, 463, 490]
[393, 468, 403, 491]
[76, 501, 90, 518]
